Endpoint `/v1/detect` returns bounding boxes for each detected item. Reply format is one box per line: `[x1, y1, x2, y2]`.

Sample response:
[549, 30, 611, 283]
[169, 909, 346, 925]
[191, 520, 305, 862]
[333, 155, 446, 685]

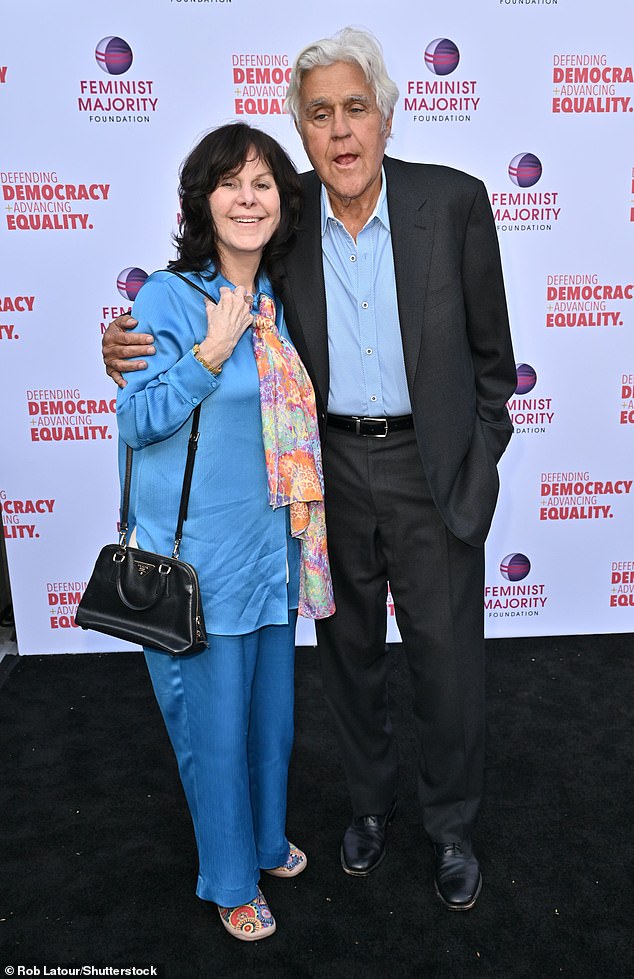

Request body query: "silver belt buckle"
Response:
[356, 415, 388, 438]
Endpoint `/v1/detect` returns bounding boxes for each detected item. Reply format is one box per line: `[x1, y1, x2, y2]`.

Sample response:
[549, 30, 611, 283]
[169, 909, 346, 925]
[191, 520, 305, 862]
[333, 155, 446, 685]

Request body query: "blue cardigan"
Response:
[117, 266, 300, 636]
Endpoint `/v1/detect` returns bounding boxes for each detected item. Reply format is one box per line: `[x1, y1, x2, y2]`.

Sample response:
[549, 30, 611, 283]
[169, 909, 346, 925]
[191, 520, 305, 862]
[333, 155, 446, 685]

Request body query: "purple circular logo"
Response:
[500, 553, 531, 582]
[515, 364, 537, 395]
[508, 153, 542, 188]
[95, 37, 133, 76]
[424, 38, 460, 76]
[117, 268, 147, 301]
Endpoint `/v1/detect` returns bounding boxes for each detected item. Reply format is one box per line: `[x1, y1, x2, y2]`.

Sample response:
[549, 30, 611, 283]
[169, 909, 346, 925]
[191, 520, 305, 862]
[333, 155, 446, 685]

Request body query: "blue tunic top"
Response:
[116, 266, 300, 636]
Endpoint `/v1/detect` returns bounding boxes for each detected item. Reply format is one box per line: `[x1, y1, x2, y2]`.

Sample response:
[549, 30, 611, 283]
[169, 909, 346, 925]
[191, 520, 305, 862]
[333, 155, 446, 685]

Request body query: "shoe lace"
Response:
[442, 842, 464, 856]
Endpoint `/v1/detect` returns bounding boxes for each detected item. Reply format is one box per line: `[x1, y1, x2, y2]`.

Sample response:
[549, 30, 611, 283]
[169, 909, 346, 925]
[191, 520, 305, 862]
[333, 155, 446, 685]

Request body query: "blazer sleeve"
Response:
[116, 275, 219, 449]
[461, 181, 516, 460]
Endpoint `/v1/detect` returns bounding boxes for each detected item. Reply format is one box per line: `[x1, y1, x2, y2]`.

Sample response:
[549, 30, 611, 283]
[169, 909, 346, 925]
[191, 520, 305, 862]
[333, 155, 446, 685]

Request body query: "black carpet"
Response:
[1, 635, 632, 978]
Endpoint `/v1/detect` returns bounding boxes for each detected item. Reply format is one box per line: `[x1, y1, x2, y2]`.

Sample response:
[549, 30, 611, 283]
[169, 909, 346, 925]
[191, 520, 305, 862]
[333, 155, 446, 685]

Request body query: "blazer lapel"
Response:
[280, 161, 432, 407]
[384, 156, 433, 393]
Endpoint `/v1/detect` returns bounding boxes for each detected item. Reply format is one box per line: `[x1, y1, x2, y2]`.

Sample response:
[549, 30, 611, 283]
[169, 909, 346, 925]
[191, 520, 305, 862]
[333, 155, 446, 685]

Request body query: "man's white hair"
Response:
[285, 26, 399, 130]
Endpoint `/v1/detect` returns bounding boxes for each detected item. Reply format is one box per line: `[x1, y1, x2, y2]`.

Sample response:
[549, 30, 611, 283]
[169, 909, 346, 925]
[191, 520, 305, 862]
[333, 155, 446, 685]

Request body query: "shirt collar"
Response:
[320, 167, 390, 236]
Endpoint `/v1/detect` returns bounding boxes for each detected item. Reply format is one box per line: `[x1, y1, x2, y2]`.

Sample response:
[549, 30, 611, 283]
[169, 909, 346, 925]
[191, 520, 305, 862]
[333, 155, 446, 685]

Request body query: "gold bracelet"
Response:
[193, 343, 222, 375]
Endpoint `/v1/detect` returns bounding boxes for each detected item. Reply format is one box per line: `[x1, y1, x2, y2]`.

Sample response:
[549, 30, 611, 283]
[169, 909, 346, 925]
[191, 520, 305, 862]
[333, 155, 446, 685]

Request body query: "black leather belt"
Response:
[326, 413, 414, 438]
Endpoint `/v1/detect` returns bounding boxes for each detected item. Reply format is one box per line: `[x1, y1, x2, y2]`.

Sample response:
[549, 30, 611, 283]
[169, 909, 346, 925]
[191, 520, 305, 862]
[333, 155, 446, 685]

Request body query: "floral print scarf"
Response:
[251, 294, 335, 620]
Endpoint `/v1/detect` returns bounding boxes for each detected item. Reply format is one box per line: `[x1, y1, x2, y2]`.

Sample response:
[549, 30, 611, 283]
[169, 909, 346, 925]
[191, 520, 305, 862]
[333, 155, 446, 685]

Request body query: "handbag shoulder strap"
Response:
[172, 404, 201, 559]
[163, 268, 217, 305]
[119, 268, 214, 555]
[161, 270, 216, 557]
[119, 406, 200, 558]
[119, 445, 134, 545]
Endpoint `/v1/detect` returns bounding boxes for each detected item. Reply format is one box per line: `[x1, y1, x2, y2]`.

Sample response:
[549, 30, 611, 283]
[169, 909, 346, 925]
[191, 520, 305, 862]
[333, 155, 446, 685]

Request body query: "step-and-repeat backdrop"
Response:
[1, 0, 633, 653]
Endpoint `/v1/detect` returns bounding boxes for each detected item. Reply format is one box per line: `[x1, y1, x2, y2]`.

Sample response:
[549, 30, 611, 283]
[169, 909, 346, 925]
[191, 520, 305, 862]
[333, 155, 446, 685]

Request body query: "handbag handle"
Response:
[119, 269, 218, 559]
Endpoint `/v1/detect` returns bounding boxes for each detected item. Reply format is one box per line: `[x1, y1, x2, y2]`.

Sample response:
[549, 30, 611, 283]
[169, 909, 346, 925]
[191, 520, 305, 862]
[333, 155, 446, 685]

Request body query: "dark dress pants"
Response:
[316, 427, 485, 843]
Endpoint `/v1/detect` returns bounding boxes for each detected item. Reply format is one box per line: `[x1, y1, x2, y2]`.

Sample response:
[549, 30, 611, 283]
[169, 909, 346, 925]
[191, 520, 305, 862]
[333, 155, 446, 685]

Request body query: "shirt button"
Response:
[361, 301, 369, 309]
[370, 395, 377, 402]
[350, 255, 356, 262]
[366, 348, 373, 355]
[192, 397, 199, 404]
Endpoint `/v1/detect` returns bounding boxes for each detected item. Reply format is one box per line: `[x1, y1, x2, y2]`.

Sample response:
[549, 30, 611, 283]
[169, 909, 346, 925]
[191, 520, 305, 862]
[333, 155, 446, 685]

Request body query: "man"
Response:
[103, 27, 516, 911]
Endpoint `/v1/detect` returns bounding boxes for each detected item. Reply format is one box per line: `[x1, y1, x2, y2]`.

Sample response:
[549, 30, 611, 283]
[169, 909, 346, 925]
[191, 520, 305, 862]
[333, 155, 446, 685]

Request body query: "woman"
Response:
[117, 123, 334, 941]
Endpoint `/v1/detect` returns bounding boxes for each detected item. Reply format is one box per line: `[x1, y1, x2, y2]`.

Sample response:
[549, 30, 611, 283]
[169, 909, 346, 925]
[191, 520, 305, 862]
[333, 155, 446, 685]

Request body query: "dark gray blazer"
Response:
[277, 155, 517, 547]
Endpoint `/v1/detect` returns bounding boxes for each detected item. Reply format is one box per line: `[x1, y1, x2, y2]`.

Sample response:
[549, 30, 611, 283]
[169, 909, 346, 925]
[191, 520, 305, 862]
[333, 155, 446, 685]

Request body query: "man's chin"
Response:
[327, 180, 376, 211]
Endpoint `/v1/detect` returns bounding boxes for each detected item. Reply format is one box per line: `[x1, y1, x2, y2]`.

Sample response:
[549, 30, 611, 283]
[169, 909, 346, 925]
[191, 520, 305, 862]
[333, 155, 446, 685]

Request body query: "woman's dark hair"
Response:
[169, 123, 301, 284]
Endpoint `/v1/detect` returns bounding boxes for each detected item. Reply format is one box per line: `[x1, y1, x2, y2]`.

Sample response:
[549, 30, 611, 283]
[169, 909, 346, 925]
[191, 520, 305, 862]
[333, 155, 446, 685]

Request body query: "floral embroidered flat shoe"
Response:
[264, 843, 307, 878]
[217, 887, 276, 941]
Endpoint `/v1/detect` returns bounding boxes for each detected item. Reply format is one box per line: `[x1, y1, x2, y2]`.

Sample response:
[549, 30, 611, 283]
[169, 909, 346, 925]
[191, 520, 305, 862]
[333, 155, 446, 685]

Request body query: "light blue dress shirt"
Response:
[116, 266, 300, 636]
[321, 171, 412, 416]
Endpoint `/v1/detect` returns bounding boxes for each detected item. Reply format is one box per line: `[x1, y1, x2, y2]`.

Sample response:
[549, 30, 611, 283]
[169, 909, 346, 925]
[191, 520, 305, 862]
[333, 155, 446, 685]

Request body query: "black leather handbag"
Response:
[76, 405, 207, 655]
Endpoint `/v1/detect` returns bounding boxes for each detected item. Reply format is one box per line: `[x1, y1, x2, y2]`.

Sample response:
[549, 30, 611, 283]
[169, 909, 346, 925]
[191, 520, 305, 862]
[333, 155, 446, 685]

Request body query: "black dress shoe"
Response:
[340, 800, 397, 876]
[433, 840, 482, 910]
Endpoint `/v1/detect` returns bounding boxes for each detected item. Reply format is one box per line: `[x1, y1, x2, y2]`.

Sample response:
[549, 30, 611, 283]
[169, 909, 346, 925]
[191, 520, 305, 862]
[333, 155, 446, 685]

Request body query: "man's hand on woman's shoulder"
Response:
[102, 315, 155, 388]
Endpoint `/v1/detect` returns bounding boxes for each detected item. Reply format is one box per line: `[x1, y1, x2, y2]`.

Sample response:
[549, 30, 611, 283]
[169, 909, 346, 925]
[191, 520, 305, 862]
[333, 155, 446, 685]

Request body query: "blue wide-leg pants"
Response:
[144, 612, 297, 907]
